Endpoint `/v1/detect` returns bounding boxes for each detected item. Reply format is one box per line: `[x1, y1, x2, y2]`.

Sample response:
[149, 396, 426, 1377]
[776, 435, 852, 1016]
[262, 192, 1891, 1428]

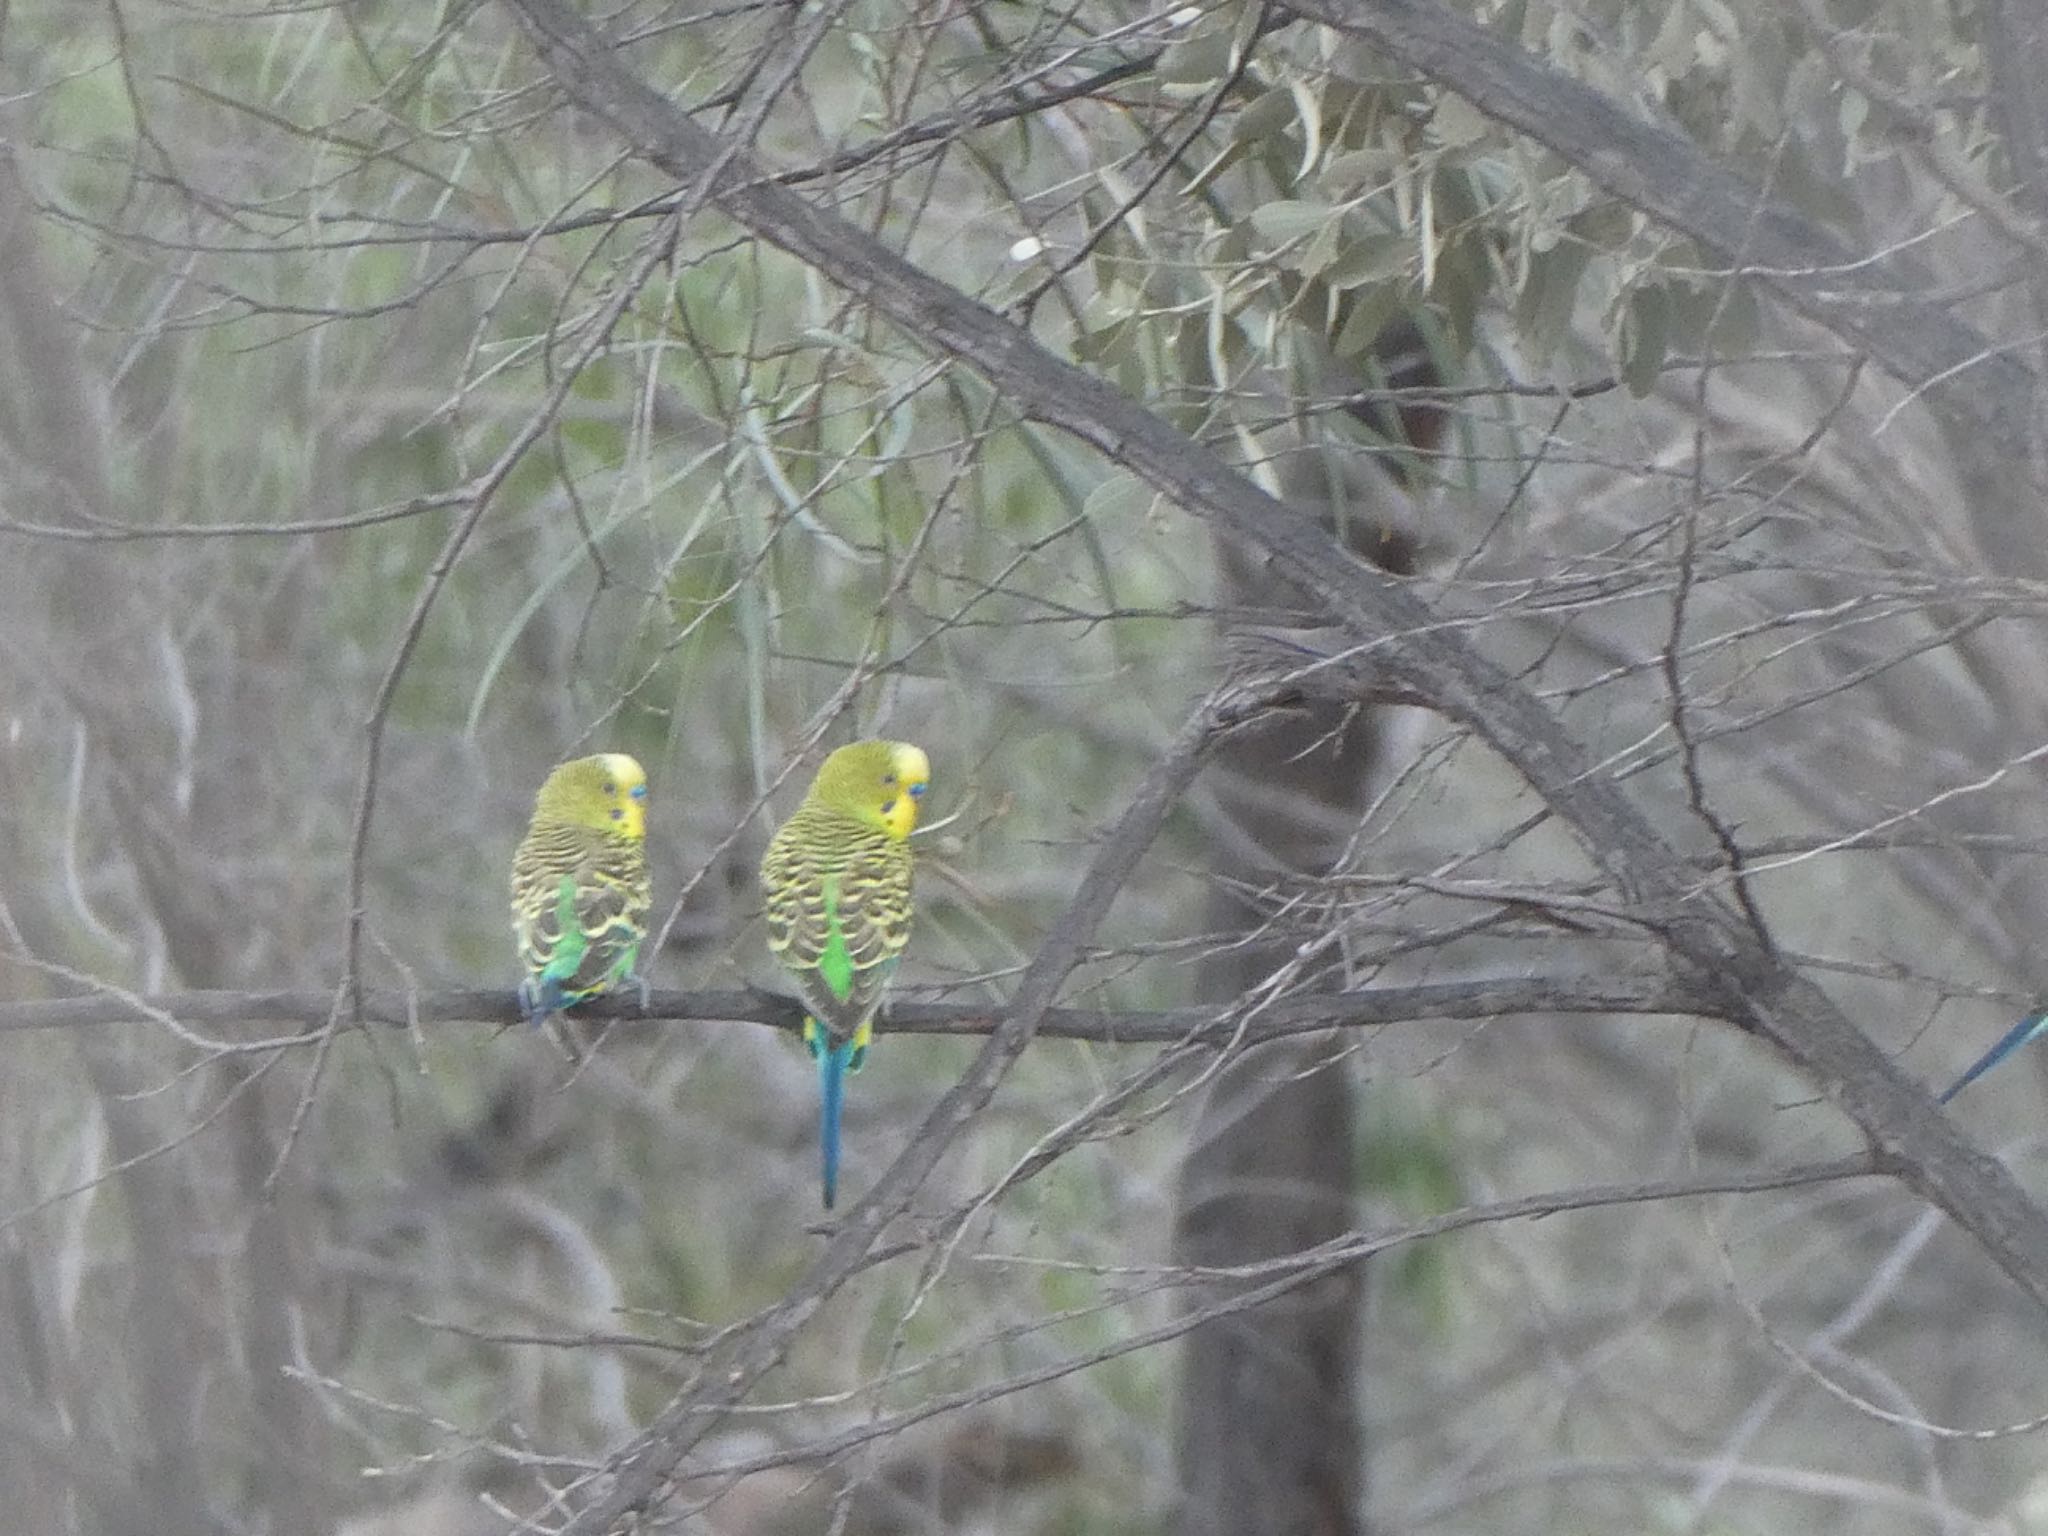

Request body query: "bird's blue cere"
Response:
[909, 783, 926, 798]
[630, 784, 646, 800]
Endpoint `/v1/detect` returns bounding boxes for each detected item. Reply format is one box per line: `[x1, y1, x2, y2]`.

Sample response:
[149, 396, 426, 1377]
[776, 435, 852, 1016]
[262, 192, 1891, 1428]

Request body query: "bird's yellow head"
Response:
[533, 753, 648, 840]
[807, 739, 930, 840]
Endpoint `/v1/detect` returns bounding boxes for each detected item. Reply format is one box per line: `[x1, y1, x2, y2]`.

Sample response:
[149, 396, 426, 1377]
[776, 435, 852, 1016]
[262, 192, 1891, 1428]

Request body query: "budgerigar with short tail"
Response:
[511, 754, 651, 1027]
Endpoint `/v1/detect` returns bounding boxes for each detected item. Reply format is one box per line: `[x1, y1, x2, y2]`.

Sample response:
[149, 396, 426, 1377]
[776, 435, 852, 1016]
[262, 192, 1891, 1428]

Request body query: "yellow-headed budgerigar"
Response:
[511, 753, 651, 1026]
[761, 740, 929, 1209]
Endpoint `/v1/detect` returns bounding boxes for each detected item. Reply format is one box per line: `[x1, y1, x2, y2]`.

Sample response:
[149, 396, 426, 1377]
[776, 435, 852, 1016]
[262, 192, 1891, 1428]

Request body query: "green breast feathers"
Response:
[761, 803, 912, 1042]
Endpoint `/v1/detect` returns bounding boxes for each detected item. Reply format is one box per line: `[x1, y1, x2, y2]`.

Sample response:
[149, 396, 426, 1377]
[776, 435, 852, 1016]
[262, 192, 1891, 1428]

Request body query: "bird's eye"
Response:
[882, 772, 896, 785]
[603, 782, 616, 795]
[908, 783, 927, 799]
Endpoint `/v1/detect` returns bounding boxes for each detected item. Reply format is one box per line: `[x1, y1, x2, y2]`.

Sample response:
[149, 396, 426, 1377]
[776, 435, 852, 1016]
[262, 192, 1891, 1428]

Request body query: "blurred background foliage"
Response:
[1, 0, 2047, 1532]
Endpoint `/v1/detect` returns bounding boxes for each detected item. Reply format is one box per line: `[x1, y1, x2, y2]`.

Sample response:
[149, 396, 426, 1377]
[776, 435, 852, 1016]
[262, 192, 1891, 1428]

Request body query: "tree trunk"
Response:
[1170, 319, 1440, 1536]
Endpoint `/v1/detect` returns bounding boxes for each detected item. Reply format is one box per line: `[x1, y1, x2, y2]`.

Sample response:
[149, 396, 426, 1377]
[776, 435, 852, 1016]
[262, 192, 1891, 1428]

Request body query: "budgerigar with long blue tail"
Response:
[760, 740, 928, 1209]
[1938, 1012, 2048, 1103]
[511, 754, 651, 1026]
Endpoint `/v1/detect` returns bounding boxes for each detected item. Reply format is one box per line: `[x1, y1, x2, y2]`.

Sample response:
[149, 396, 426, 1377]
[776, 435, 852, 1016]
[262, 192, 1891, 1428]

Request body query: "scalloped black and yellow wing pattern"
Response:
[511, 819, 651, 1024]
[762, 798, 915, 1207]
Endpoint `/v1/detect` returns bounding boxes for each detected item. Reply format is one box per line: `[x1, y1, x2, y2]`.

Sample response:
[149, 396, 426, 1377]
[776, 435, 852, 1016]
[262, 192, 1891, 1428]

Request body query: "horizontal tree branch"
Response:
[0, 973, 1715, 1043]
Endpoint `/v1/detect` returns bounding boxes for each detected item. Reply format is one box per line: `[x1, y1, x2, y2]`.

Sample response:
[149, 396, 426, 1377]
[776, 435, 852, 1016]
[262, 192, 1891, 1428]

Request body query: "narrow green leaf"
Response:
[1516, 240, 1593, 358]
[1158, 28, 1234, 84]
[1251, 199, 1336, 244]
[1230, 85, 1298, 145]
[1429, 94, 1490, 148]
[1706, 279, 1761, 357]
[1332, 283, 1406, 359]
[1081, 472, 1157, 525]
[1325, 231, 1412, 290]
[1568, 200, 1636, 251]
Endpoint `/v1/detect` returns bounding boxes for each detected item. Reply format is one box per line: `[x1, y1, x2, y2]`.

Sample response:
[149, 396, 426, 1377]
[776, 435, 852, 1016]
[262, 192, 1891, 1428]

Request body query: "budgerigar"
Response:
[1938, 1012, 2048, 1103]
[760, 740, 929, 1209]
[511, 753, 651, 1026]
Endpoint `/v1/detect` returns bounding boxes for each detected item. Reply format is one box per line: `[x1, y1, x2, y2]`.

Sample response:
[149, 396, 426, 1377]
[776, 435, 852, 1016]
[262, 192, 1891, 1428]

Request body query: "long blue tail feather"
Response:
[818, 1036, 854, 1209]
[1940, 1013, 2048, 1103]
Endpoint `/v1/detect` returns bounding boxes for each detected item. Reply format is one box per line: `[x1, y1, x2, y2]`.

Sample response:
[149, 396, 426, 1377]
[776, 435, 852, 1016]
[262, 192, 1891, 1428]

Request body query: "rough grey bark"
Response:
[1172, 915, 1369, 1536]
